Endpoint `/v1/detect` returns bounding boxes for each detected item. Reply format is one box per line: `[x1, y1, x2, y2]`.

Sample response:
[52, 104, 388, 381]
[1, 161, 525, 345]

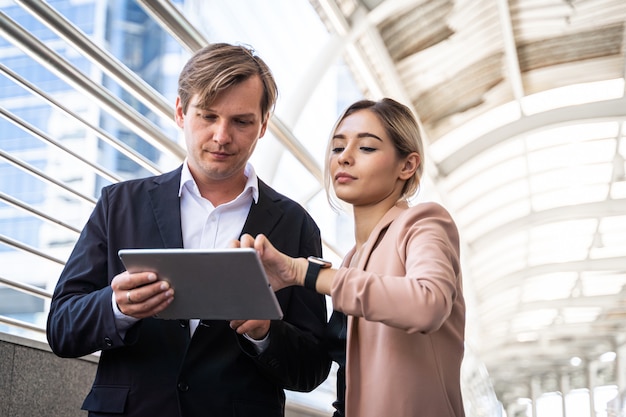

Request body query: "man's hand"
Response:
[111, 271, 174, 319]
[230, 319, 270, 340]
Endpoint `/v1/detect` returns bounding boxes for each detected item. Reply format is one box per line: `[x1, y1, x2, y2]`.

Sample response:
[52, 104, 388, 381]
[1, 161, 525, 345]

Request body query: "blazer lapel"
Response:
[240, 180, 282, 237]
[356, 204, 406, 270]
[148, 166, 184, 248]
[346, 204, 407, 334]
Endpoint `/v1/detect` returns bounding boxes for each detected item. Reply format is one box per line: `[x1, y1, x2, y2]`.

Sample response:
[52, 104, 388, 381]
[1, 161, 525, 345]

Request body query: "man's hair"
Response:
[177, 43, 278, 122]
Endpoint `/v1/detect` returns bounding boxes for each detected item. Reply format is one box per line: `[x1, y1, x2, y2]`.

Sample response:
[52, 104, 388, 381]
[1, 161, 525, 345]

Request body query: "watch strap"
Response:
[304, 261, 323, 290]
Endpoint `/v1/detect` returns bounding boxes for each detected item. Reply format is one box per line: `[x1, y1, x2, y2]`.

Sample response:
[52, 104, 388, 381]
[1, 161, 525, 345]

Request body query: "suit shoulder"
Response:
[258, 180, 307, 211]
[406, 201, 454, 220]
[402, 202, 460, 243]
[100, 167, 181, 196]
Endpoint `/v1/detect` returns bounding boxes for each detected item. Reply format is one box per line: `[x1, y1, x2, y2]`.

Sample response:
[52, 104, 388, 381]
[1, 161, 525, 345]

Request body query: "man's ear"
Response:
[258, 113, 270, 138]
[174, 97, 185, 128]
[399, 152, 420, 180]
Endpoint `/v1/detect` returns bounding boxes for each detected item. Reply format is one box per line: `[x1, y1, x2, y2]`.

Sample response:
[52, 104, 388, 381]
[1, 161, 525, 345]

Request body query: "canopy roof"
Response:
[308, 0, 626, 401]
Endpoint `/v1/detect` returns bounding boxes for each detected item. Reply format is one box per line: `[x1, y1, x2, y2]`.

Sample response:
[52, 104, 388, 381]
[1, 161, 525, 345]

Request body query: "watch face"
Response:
[308, 256, 332, 268]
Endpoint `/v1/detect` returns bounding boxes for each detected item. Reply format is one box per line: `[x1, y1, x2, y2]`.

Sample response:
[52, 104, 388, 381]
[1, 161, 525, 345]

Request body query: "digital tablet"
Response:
[118, 248, 283, 320]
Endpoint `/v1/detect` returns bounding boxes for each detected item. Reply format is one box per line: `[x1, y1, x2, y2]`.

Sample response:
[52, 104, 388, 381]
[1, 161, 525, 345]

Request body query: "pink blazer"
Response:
[331, 202, 466, 417]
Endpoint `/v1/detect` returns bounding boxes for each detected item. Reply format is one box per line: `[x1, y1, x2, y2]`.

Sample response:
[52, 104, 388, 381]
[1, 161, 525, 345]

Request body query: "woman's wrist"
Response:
[288, 257, 309, 287]
[303, 257, 332, 291]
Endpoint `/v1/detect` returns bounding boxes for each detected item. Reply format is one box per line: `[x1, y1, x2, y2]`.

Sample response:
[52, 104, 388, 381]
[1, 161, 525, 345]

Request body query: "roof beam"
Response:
[471, 198, 626, 249]
[476, 256, 626, 298]
[496, 0, 525, 107]
[439, 97, 626, 177]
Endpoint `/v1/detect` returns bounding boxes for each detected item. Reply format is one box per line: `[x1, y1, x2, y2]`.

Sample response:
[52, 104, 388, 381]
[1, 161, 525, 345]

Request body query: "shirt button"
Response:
[178, 382, 189, 392]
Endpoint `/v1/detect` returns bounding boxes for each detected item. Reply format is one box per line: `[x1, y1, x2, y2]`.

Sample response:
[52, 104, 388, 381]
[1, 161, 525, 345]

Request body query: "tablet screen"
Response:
[118, 248, 283, 320]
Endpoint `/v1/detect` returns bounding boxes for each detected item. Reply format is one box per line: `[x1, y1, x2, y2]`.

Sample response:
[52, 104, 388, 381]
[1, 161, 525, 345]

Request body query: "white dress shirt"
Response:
[179, 160, 257, 334]
[113, 161, 268, 350]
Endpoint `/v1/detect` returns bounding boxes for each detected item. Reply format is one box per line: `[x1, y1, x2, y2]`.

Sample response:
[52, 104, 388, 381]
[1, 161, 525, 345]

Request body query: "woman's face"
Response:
[329, 109, 412, 208]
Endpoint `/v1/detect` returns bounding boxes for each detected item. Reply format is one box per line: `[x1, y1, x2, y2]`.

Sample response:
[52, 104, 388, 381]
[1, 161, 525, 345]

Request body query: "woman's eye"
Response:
[360, 147, 376, 152]
[331, 147, 344, 153]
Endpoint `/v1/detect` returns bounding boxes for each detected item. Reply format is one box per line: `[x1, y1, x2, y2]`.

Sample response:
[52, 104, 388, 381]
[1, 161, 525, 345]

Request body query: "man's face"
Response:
[175, 75, 268, 186]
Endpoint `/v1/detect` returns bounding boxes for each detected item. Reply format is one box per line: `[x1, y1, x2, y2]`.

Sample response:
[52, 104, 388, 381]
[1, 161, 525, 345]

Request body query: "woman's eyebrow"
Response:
[357, 132, 383, 141]
[333, 132, 382, 141]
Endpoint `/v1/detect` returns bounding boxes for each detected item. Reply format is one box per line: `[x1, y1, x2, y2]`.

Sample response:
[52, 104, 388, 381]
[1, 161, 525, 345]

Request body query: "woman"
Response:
[235, 98, 466, 417]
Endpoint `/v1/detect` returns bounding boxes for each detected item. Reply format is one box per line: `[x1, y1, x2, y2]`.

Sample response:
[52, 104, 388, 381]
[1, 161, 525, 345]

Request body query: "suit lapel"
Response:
[146, 171, 280, 246]
[148, 167, 184, 248]
[240, 180, 282, 237]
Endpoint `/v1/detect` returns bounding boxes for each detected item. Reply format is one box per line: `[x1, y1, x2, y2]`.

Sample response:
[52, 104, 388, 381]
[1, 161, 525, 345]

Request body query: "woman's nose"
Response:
[337, 149, 352, 165]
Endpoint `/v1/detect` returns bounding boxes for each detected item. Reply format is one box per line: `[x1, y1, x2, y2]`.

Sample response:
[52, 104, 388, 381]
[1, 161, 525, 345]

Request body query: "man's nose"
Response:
[212, 121, 231, 145]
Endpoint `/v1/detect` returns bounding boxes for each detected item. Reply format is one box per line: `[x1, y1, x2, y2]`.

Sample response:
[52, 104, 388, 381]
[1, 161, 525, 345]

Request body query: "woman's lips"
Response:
[334, 172, 356, 184]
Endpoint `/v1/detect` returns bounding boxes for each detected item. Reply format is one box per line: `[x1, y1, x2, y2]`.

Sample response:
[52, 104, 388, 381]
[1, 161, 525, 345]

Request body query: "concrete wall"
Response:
[0, 332, 329, 417]
[0, 332, 97, 417]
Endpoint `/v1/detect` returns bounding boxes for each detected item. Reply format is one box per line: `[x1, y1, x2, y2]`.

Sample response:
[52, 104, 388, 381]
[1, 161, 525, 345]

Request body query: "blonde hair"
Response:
[324, 98, 424, 209]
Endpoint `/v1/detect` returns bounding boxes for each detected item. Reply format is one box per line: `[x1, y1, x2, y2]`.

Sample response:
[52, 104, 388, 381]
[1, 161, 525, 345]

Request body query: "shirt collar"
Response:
[178, 159, 259, 203]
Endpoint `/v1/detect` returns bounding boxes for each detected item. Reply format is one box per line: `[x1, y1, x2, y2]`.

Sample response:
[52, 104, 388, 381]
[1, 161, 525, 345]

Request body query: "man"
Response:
[46, 43, 331, 417]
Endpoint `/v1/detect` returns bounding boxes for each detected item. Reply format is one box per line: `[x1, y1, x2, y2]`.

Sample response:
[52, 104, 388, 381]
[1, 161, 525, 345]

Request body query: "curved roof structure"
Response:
[1, 0, 625, 413]
[307, 0, 626, 404]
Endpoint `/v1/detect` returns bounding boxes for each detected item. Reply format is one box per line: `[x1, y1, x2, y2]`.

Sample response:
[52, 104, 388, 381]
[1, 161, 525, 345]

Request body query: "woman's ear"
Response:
[399, 152, 420, 180]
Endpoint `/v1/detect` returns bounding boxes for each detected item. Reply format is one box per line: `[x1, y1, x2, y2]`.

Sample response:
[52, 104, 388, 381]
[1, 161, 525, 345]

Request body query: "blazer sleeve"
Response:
[238, 197, 331, 392]
[46, 185, 126, 358]
[331, 202, 463, 334]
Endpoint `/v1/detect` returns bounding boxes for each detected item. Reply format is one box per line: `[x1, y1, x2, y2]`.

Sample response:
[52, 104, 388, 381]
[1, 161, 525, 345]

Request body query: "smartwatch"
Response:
[304, 256, 332, 290]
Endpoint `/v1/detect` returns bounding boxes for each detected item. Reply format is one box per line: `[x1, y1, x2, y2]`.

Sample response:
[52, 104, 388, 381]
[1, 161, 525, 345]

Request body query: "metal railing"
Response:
[0, 0, 338, 336]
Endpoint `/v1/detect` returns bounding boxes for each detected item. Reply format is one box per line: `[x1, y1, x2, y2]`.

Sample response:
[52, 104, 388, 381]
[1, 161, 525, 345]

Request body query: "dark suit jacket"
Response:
[46, 166, 331, 417]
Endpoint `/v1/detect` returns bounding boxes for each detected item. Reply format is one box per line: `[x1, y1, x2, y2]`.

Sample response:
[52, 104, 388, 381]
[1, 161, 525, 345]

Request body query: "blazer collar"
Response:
[148, 166, 184, 248]
[147, 169, 285, 247]
[240, 179, 283, 238]
[347, 203, 408, 270]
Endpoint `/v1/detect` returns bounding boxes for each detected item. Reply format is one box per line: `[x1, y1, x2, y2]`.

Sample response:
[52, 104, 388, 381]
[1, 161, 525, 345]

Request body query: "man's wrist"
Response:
[243, 332, 270, 354]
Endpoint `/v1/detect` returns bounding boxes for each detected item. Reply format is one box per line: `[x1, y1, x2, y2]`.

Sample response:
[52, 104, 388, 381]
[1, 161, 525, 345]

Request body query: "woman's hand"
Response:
[234, 233, 307, 291]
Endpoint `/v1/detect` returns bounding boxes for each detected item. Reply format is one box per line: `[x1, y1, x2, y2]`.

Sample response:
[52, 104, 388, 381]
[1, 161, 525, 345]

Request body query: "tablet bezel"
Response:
[118, 248, 283, 320]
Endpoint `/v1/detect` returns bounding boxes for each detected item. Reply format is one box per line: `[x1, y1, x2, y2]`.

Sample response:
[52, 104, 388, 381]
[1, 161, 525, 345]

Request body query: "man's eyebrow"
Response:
[230, 112, 257, 118]
[189, 104, 257, 118]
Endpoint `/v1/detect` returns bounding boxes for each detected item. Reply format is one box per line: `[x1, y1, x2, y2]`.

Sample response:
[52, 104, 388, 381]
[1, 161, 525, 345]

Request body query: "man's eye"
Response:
[201, 114, 217, 120]
[235, 119, 252, 125]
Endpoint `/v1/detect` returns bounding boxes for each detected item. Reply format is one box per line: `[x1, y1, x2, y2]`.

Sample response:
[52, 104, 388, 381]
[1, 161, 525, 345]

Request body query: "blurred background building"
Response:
[1, 1, 625, 416]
